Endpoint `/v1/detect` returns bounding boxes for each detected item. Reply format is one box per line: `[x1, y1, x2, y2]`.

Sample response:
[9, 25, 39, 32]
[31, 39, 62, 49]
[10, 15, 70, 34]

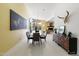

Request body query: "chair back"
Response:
[26, 32, 30, 38]
[33, 32, 40, 41]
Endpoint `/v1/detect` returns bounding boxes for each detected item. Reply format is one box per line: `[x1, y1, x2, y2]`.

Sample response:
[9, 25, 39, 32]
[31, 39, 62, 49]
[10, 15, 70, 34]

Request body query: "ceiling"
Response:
[26, 3, 57, 20]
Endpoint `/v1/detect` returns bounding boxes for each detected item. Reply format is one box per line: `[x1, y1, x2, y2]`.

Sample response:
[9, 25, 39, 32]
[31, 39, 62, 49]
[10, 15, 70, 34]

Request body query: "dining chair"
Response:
[26, 32, 33, 42]
[32, 32, 42, 45]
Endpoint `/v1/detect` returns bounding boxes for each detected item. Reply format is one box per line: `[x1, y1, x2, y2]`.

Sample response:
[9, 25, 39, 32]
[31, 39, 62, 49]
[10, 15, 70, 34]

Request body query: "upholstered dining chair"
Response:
[32, 32, 42, 45]
[26, 32, 33, 42]
[40, 31, 47, 42]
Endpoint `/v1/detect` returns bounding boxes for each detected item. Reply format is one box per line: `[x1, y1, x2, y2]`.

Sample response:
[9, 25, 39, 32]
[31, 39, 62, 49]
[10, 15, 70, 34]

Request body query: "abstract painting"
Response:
[10, 9, 27, 30]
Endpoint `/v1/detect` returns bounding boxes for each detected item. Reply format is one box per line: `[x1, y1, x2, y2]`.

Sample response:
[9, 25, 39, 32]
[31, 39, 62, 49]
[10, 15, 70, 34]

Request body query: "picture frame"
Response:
[10, 9, 27, 30]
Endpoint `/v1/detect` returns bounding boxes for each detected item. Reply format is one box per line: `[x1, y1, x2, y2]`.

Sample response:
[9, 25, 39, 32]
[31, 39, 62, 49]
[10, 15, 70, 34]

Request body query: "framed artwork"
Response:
[10, 9, 27, 30]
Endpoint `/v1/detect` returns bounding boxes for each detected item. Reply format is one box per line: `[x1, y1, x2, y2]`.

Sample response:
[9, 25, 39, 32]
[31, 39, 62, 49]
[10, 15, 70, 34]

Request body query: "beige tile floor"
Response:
[4, 33, 70, 56]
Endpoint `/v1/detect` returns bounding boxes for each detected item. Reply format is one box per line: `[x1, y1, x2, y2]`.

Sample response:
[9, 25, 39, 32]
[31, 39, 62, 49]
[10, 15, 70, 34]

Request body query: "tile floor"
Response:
[4, 33, 70, 56]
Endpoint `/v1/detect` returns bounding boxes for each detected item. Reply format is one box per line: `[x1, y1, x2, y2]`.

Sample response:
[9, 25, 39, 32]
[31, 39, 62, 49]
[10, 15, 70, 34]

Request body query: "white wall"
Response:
[51, 3, 79, 55]
[26, 3, 79, 55]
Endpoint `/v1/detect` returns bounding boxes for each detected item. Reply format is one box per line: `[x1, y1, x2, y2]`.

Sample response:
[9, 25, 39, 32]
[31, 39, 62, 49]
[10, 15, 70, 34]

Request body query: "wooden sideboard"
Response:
[53, 33, 77, 54]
